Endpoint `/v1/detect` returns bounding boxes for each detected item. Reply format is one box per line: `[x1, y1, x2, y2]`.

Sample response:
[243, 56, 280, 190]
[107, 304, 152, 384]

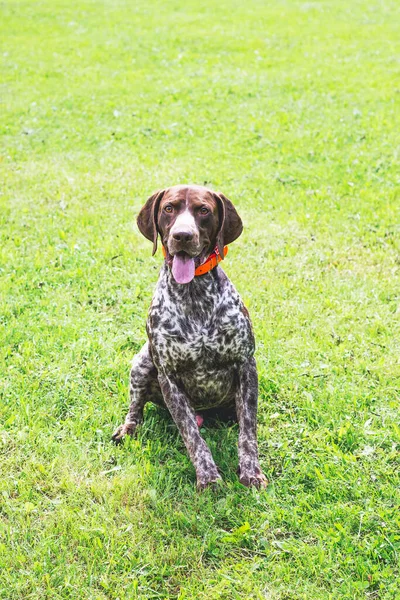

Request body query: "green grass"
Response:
[1, 0, 400, 598]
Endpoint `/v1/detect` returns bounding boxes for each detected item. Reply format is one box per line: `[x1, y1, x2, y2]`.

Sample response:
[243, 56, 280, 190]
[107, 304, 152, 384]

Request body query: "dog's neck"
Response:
[159, 262, 224, 316]
[161, 245, 228, 277]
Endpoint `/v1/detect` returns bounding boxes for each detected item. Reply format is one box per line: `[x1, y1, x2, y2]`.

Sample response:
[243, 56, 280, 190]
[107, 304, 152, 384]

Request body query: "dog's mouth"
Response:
[164, 246, 210, 285]
[171, 252, 195, 284]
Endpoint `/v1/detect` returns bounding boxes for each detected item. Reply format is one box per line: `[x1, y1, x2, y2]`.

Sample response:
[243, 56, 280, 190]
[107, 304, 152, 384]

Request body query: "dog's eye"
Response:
[164, 205, 174, 214]
[199, 207, 209, 215]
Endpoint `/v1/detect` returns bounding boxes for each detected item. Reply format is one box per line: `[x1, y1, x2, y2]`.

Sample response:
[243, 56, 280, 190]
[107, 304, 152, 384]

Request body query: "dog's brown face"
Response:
[137, 185, 243, 283]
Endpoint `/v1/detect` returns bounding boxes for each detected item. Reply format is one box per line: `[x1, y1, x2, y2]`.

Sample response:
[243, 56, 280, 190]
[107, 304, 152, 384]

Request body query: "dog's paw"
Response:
[196, 467, 222, 491]
[111, 422, 137, 444]
[238, 466, 268, 489]
[196, 475, 222, 491]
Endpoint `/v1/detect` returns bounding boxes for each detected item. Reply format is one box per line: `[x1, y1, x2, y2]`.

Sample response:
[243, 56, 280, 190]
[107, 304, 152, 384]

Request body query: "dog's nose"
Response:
[172, 231, 194, 243]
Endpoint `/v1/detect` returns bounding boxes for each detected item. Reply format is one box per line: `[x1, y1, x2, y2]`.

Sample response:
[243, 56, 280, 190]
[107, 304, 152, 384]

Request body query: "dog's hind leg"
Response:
[112, 342, 160, 443]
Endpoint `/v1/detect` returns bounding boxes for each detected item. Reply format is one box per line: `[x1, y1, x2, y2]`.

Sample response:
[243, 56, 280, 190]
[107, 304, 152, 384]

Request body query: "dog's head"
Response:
[137, 185, 243, 284]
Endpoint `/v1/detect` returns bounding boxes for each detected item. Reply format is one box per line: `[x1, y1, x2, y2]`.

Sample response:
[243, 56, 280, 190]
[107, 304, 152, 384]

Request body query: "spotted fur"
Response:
[112, 185, 267, 490]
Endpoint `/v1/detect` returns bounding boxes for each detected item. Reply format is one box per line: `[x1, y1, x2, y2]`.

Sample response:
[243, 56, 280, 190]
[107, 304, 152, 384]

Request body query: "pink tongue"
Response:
[172, 254, 195, 284]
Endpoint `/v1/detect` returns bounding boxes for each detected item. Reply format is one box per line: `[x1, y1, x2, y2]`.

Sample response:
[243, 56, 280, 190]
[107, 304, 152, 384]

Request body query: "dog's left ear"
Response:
[213, 192, 243, 258]
[137, 189, 166, 255]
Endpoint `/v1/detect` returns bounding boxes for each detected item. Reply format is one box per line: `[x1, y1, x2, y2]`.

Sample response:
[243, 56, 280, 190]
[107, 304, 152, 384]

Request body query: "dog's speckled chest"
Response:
[147, 264, 255, 408]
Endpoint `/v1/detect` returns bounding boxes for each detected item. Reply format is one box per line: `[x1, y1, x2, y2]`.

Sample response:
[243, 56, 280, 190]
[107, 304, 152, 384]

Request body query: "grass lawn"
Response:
[1, 0, 400, 597]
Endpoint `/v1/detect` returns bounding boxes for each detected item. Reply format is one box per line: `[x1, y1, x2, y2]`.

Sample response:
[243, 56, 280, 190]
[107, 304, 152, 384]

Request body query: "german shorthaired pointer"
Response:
[112, 185, 267, 490]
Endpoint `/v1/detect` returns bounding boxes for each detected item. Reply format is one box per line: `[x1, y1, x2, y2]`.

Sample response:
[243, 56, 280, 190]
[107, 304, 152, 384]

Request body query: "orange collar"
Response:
[162, 245, 228, 276]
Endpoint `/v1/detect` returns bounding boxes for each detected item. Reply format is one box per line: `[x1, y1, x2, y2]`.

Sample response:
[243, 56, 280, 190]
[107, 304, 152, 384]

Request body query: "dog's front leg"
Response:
[158, 372, 221, 490]
[236, 357, 268, 488]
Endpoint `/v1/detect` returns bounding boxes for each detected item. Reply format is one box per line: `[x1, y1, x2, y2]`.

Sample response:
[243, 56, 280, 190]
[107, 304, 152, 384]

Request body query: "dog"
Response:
[112, 185, 267, 490]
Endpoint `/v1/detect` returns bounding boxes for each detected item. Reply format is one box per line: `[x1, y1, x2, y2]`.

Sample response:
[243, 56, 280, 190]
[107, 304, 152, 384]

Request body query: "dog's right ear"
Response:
[137, 189, 166, 256]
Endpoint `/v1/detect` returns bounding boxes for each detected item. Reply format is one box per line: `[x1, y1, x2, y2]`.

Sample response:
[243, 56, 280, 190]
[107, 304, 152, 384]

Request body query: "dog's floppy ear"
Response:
[137, 189, 166, 256]
[213, 192, 243, 258]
